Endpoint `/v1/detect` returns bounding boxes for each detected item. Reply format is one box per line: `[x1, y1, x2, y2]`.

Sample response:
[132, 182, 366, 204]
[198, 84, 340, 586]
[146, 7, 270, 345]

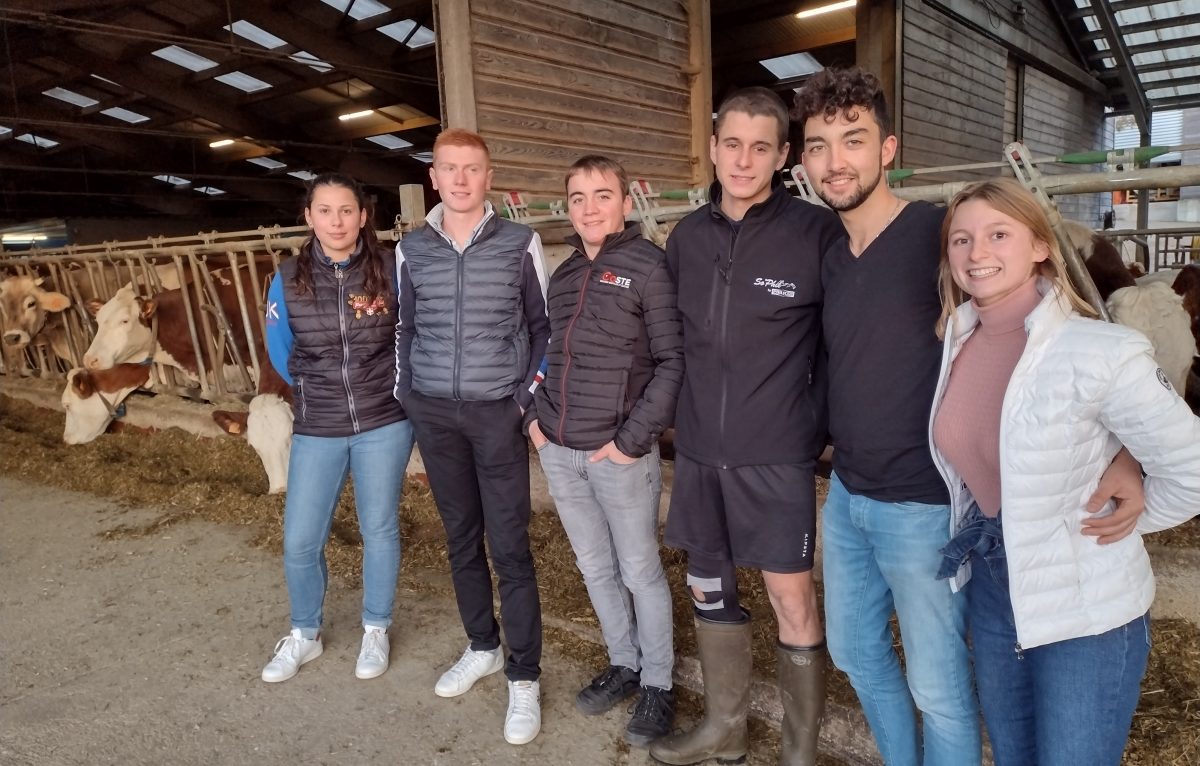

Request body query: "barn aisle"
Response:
[0, 477, 654, 766]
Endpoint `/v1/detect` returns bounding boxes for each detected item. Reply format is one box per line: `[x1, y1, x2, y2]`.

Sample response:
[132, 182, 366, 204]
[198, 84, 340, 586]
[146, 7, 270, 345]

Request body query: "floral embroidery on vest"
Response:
[348, 294, 388, 319]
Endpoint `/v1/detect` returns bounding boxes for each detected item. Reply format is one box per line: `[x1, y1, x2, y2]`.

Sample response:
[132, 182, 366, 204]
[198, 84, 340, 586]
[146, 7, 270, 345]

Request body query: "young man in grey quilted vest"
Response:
[394, 128, 550, 746]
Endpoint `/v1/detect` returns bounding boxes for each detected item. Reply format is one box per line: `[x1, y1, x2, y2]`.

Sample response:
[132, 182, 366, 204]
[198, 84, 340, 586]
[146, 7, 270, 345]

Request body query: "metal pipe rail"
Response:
[1094, 226, 1199, 272]
[0, 224, 410, 403]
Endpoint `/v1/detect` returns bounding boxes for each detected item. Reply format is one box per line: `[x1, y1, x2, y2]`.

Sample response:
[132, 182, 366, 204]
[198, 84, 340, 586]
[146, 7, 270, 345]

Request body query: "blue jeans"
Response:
[963, 508, 1150, 766]
[538, 441, 674, 689]
[822, 472, 981, 766]
[283, 419, 414, 637]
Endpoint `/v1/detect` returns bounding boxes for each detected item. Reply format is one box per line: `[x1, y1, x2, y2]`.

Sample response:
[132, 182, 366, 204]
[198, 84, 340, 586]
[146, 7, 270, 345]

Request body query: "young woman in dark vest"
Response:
[260, 173, 413, 683]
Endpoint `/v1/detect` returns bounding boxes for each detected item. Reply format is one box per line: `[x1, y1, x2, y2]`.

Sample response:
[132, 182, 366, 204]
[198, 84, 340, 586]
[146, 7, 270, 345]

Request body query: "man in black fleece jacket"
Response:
[528, 155, 683, 748]
[651, 88, 842, 766]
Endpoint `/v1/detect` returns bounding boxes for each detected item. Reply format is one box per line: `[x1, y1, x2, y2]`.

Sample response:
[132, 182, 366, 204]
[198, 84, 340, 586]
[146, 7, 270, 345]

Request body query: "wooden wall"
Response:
[899, 0, 1107, 222]
[434, 0, 709, 200]
[898, 0, 1007, 183]
[1020, 67, 1107, 224]
[1181, 107, 1200, 203]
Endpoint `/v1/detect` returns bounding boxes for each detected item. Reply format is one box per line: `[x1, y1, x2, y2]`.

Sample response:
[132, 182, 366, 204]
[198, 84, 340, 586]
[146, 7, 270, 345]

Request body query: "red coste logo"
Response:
[599, 271, 632, 289]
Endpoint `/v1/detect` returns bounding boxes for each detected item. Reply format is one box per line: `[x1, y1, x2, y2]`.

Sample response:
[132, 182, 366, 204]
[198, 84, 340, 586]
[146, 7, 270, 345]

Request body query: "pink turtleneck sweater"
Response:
[933, 277, 1043, 517]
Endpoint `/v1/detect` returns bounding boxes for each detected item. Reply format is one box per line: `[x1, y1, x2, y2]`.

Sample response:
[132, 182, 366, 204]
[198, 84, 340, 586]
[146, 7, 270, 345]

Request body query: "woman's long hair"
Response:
[936, 178, 1098, 339]
[293, 173, 388, 299]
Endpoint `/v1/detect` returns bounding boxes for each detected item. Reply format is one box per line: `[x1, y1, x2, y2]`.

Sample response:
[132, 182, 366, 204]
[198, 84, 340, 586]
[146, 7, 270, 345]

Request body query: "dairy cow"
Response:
[74, 263, 293, 493]
[62, 363, 153, 444]
[0, 275, 71, 368]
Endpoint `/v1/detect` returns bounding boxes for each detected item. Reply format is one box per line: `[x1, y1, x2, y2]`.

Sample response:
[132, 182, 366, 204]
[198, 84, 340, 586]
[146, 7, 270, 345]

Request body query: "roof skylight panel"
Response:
[101, 107, 151, 123]
[288, 170, 318, 180]
[225, 20, 288, 49]
[247, 156, 287, 169]
[152, 45, 218, 72]
[365, 133, 413, 150]
[318, 0, 389, 20]
[16, 133, 59, 148]
[377, 20, 436, 48]
[153, 174, 191, 186]
[759, 52, 822, 80]
[43, 87, 100, 108]
[290, 51, 334, 73]
[214, 71, 273, 93]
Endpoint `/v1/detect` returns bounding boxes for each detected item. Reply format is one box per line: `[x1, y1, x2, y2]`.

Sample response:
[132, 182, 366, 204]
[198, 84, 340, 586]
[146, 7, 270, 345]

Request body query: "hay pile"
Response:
[2, 393, 1196, 764]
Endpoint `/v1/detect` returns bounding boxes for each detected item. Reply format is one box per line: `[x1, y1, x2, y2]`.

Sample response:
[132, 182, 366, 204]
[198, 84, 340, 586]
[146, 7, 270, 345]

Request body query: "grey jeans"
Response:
[537, 441, 674, 689]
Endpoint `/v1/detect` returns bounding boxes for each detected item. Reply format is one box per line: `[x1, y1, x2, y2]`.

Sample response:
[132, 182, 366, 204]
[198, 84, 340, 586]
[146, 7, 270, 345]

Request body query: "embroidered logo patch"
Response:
[599, 271, 632, 289]
[348, 294, 388, 319]
[1156, 367, 1172, 391]
[265, 300, 280, 322]
[753, 276, 796, 298]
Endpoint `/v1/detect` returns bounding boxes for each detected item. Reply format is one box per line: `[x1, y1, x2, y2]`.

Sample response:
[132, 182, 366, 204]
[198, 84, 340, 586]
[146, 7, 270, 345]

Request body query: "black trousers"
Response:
[404, 392, 542, 681]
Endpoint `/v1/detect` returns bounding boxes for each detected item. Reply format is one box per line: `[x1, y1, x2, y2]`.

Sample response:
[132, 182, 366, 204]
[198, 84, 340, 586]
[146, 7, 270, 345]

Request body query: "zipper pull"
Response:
[335, 266, 344, 281]
[1014, 642, 1024, 661]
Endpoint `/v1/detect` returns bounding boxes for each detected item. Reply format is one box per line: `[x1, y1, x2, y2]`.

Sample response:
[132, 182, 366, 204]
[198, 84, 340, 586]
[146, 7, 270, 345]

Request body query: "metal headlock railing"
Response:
[2, 142, 1197, 411]
[496, 143, 1200, 321]
[0, 225, 403, 405]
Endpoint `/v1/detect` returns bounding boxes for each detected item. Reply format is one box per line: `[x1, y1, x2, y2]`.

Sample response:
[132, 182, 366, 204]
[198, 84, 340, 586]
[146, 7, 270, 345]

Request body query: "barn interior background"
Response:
[1, 2, 1198, 763]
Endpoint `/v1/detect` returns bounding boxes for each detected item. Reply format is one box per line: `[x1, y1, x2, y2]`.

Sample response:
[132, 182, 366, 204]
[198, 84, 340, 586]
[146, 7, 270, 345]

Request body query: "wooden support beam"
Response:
[855, 0, 897, 138]
[924, 0, 1106, 98]
[688, 0, 714, 188]
[433, 0, 476, 131]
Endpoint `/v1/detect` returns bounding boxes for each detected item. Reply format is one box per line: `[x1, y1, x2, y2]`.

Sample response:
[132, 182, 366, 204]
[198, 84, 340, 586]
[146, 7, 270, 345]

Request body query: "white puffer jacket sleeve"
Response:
[1098, 330, 1200, 533]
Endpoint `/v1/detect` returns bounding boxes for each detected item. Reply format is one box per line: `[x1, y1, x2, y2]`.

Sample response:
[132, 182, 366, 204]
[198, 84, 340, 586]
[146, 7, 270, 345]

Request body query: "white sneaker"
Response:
[504, 679, 541, 745]
[355, 627, 390, 680]
[261, 628, 323, 683]
[434, 645, 504, 698]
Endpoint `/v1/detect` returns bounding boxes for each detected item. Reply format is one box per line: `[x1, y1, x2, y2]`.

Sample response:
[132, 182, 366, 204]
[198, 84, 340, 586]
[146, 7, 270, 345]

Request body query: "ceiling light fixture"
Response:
[338, 109, 374, 121]
[796, 0, 856, 19]
[209, 139, 235, 148]
[2, 233, 48, 244]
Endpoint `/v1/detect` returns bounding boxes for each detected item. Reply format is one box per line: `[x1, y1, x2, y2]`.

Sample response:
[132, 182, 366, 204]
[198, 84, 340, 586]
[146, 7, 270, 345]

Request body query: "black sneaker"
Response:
[625, 685, 674, 747]
[575, 665, 640, 715]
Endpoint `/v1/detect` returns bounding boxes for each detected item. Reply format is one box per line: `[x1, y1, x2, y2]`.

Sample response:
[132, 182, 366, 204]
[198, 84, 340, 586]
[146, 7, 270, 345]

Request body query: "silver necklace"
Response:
[855, 198, 904, 255]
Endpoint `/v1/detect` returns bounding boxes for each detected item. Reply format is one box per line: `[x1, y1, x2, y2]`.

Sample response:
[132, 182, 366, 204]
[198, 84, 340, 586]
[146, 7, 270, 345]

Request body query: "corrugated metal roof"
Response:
[1065, 0, 1200, 114]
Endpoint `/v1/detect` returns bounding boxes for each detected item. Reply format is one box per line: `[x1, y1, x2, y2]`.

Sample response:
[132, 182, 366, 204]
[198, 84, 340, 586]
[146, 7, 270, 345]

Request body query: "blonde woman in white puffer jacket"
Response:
[928, 178, 1200, 766]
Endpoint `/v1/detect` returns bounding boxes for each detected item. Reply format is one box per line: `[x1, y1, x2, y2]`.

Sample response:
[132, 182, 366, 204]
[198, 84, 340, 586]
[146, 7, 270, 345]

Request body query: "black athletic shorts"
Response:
[663, 454, 816, 573]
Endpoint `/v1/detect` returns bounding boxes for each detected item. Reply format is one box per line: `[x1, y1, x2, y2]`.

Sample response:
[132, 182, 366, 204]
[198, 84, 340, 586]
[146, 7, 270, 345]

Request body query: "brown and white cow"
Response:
[1064, 221, 1195, 396]
[0, 275, 72, 368]
[72, 263, 293, 493]
[61, 364, 153, 444]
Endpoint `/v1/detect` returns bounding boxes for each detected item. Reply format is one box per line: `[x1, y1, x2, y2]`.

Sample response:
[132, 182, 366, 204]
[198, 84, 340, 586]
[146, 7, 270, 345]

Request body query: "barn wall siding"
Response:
[1181, 107, 1200, 202]
[900, 0, 1008, 183]
[901, 0, 1106, 222]
[1021, 67, 1107, 224]
[456, 0, 701, 198]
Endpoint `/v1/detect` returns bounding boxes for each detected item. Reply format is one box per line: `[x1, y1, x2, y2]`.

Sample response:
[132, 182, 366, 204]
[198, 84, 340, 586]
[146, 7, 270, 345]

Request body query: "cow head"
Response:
[61, 364, 151, 445]
[84, 285, 157, 370]
[246, 393, 294, 495]
[0, 275, 70, 351]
